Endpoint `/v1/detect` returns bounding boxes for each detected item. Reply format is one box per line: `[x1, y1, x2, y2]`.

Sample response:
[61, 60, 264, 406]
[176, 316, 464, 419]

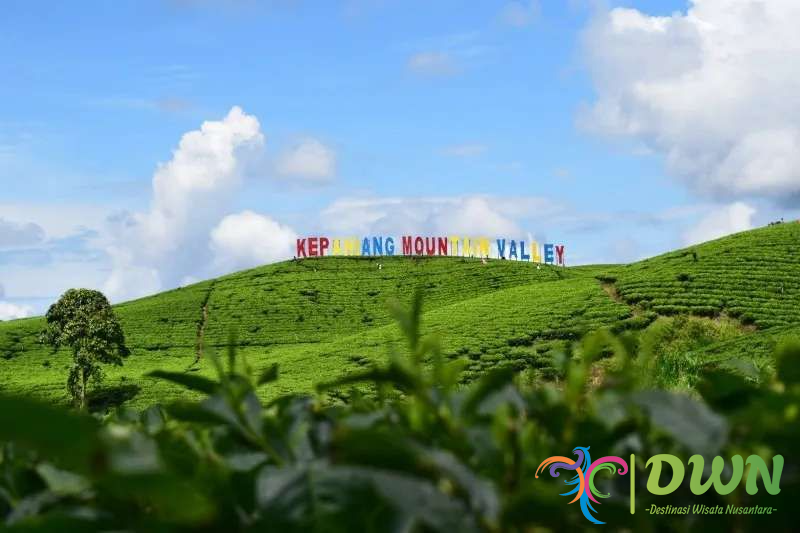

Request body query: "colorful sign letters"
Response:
[295, 236, 566, 265]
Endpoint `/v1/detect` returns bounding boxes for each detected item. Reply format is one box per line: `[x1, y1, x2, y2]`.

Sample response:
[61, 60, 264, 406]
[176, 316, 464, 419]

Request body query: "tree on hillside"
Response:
[40, 289, 129, 409]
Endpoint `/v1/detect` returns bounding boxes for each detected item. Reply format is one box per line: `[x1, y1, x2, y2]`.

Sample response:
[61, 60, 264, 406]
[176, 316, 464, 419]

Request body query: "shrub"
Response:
[0, 294, 796, 531]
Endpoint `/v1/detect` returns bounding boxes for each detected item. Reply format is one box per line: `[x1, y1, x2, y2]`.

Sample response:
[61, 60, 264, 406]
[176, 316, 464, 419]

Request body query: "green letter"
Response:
[646, 454, 685, 495]
[745, 455, 783, 495]
[688, 455, 743, 495]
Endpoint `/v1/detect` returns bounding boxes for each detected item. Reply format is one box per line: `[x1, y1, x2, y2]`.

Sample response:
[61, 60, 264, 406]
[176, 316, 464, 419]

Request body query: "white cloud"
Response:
[434, 197, 521, 236]
[0, 214, 113, 314]
[499, 1, 541, 27]
[0, 284, 33, 321]
[0, 218, 45, 248]
[581, 0, 800, 203]
[102, 259, 161, 303]
[0, 204, 112, 241]
[319, 195, 560, 239]
[441, 143, 487, 158]
[104, 106, 273, 301]
[0, 302, 32, 321]
[210, 210, 297, 272]
[407, 52, 457, 77]
[683, 202, 756, 246]
[275, 138, 336, 182]
[149, 106, 263, 232]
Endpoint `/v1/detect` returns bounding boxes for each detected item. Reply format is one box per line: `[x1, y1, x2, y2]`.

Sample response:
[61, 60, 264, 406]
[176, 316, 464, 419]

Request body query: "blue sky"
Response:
[2, 0, 798, 317]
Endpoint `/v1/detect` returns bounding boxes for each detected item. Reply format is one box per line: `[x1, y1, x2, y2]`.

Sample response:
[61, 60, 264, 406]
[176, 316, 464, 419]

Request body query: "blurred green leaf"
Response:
[776, 338, 800, 385]
[461, 367, 515, 418]
[146, 371, 218, 395]
[317, 360, 420, 394]
[697, 369, 757, 411]
[162, 400, 229, 425]
[255, 463, 480, 533]
[388, 290, 423, 357]
[96, 473, 215, 525]
[257, 363, 280, 386]
[35, 464, 90, 497]
[0, 395, 99, 473]
[633, 390, 728, 456]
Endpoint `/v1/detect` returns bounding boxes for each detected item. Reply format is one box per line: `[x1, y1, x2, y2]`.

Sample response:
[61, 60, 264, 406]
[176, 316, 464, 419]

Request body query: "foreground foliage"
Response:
[0, 294, 797, 531]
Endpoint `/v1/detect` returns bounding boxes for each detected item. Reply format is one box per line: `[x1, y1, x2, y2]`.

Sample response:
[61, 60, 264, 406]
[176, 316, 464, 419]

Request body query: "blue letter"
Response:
[509, 240, 518, 260]
[544, 244, 554, 264]
[362, 237, 371, 256]
[372, 236, 383, 255]
[385, 237, 395, 255]
[496, 239, 506, 259]
[520, 241, 530, 261]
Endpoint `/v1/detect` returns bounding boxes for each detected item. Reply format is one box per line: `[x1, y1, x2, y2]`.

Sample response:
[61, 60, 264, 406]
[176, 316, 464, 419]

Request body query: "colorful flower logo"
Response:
[536, 447, 629, 524]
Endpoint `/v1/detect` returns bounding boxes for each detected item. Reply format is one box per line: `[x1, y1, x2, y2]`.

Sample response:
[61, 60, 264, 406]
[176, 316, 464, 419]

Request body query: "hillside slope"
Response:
[611, 222, 800, 328]
[1, 223, 798, 407]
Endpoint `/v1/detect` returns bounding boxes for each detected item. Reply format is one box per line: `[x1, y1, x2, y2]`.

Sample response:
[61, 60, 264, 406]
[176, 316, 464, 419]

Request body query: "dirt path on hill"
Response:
[600, 280, 623, 303]
[191, 282, 215, 368]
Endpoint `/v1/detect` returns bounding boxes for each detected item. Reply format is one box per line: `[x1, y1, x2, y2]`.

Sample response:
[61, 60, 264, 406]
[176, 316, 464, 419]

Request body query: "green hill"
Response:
[1, 223, 799, 408]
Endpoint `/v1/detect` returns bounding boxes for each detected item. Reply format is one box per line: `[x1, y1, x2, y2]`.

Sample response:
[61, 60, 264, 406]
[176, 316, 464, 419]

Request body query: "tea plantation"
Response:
[1, 223, 798, 408]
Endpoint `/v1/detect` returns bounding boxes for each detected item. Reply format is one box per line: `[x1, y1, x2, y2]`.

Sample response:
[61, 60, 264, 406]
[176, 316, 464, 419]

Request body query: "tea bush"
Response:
[0, 294, 796, 532]
[2, 224, 798, 408]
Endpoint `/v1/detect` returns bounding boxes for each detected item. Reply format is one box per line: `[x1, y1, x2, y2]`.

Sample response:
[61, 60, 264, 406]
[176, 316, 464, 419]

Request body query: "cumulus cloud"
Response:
[581, 0, 800, 203]
[683, 202, 756, 245]
[0, 218, 45, 248]
[0, 204, 112, 241]
[104, 106, 296, 301]
[0, 284, 33, 321]
[499, 1, 540, 27]
[0, 302, 32, 321]
[210, 210, 297, 272]
[319, 195, 561, 239]
[407, 52, 457, 77]
[275, 138, 337, 182]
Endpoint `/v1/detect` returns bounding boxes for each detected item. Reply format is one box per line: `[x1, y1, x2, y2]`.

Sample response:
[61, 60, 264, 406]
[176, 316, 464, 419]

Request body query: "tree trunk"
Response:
[80, 368, 87, 410]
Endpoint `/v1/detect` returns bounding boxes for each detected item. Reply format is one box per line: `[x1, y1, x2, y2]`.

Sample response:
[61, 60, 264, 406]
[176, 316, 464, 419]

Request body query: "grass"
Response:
[1, 223, 799, 408]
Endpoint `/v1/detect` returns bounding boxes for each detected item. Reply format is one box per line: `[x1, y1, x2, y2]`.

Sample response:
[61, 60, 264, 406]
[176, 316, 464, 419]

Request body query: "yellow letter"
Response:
[478, 238, 490, 257]
[530, 241, 542, 263]
[448, 236, 460, 256]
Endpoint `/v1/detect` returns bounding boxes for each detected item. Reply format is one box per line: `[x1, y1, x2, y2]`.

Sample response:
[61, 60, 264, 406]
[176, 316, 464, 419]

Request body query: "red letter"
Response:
[437, 237, 448, 256]
[425, 237, 435, 256]
[555, 245, 565, 265]
[296, 238, 307, 258]
[320, 237, 330, 256]
[402, 236, 413, 255]
[414, 236, 424, 255]
[308, 237, 319, 257]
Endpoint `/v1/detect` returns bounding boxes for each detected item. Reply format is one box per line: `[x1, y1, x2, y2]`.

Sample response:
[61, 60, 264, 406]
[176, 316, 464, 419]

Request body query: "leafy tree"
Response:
[40, 289, 129, 409]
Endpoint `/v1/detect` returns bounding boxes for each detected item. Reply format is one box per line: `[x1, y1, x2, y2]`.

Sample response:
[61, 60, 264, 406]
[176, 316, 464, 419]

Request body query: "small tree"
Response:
[40, 289, 129, 409]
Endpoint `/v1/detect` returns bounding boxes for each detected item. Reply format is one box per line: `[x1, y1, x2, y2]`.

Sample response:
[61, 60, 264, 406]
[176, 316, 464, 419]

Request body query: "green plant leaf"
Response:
[0, 394, 99, 473]
[35, 464, 90, 497]
[633, 391, 728, 456]
[255, 463, 480, 532]
[317, 361, 420, 393]
[461, 367, 515, 418]
[775, 338, 800, 385]
[146, 371, 218, 395]
[257, 363, 280, 386]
